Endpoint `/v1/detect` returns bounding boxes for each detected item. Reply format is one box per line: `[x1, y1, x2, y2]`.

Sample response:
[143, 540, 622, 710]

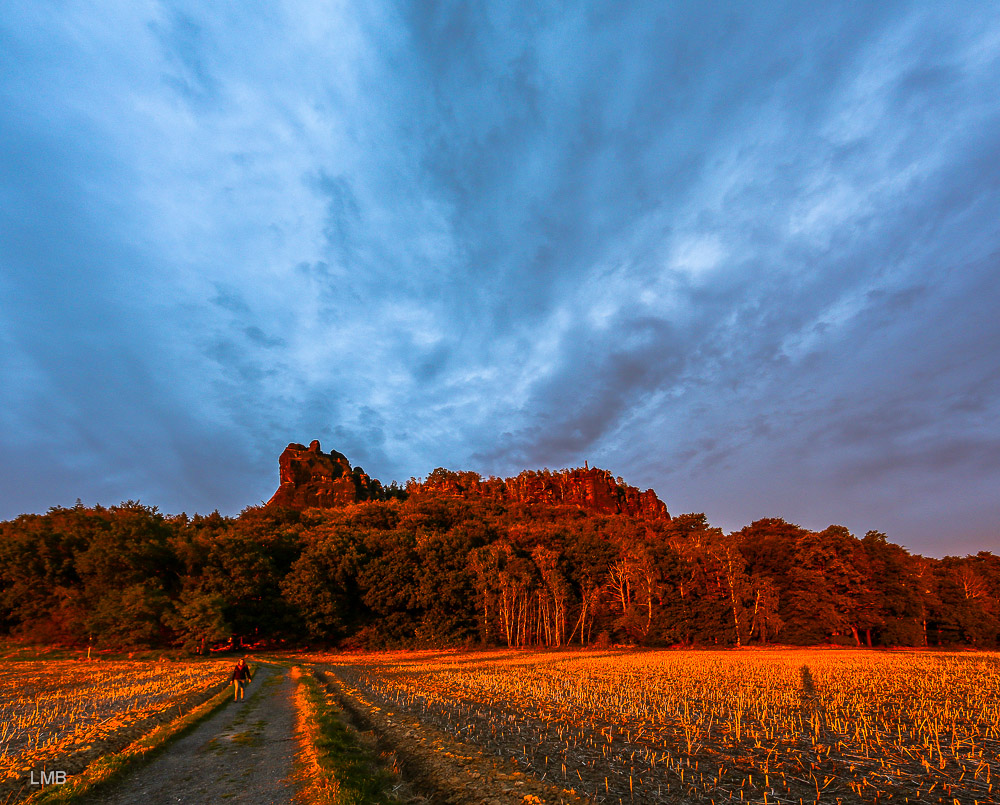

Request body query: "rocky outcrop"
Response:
[415, 466, 669, 519]
[266, 440, 382, 509]
[266, 441, 668, 520]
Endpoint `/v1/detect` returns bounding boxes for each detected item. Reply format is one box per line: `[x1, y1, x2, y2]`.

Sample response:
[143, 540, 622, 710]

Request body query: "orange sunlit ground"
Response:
[307, 648, 1000, 803]
[0, 656, 228, 797]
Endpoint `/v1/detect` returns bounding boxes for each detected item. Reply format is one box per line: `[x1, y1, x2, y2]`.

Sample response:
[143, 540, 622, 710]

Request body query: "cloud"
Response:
[2, 1, 999, 556]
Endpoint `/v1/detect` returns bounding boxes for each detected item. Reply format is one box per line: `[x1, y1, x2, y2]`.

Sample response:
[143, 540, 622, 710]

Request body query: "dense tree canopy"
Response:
[1, 487, 998, 649]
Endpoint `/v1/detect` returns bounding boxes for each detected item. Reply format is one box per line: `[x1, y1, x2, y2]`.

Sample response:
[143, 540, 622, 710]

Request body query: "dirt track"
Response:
[78, 665, 303, 805]
[66, 662, 595, 805]
[317, 666, 593, 805]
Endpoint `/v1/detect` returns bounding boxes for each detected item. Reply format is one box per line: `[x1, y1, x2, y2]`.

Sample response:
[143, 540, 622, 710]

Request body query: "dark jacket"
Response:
[229, 662, 252, 683]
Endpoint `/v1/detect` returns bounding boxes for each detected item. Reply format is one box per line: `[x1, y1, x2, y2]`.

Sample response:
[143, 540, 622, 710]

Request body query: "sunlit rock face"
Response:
[267, 440, 667, 519]
[416, 466, 669, 520]
[266, 440, 382, 509]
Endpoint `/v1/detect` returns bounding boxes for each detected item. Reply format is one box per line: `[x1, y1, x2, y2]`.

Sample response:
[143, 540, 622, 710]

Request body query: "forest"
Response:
[1, 468, 998, 650]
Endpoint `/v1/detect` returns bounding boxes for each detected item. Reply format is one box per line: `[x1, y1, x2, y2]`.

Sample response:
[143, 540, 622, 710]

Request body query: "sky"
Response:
[2, 2, 999, 557]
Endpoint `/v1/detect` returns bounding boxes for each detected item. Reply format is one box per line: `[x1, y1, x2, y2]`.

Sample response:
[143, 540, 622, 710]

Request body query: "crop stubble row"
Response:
[0, 659, 229, 797]
[318, 649, 999, 804]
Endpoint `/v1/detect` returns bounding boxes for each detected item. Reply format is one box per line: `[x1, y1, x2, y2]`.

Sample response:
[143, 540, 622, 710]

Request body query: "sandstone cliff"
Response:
[413, 466, 669, 519]
[266, 440, 382, 509]
[266, 441, 668, 519]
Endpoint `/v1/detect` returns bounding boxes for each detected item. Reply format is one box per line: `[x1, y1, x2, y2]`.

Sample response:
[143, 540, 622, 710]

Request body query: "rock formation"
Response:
[266, 441, 668, 519]
[266, 440, 382, 509]
[415, 466, 669, 519]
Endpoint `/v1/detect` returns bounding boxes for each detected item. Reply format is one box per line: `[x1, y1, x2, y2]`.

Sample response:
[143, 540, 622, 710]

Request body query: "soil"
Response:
[320, 663, 687, 804]
[77, 665, 303, 805]
[74, 661, 595, 804]
[3, 674, 226, 805]
[316, 666, 594, 805]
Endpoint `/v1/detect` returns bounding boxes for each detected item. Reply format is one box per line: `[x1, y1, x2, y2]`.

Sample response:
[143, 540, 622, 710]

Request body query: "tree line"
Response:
[1, 481, 997, 650]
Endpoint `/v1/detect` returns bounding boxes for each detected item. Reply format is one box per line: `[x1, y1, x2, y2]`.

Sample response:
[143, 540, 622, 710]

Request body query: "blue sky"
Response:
[2, 1, 999, 556]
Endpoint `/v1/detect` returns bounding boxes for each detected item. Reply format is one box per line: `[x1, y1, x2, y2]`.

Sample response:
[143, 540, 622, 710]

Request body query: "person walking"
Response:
[229, 657, 253, 701]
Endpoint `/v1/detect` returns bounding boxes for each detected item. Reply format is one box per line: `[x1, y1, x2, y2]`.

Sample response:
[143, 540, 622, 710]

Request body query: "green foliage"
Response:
[167, 589, 231, 652]
[414, 528, 482, 645]
[298, 672, 397, 804]
[281, 528, 361, 641]
[0, 494, 997, 649]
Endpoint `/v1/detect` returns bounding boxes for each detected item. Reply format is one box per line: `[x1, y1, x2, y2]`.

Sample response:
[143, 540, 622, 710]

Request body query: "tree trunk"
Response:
[727, 576, 742, 647]
[568, 605, 584, 644]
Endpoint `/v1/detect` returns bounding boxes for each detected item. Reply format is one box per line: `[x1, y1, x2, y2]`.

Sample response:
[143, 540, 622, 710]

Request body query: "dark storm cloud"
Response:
[474, 314, 686, 469]
[1, 1, 999, 556]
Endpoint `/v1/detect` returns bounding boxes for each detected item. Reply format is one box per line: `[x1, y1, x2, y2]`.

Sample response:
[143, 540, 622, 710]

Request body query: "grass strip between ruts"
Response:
[295, 668, 398, 805]
[23, 681, 232, 804]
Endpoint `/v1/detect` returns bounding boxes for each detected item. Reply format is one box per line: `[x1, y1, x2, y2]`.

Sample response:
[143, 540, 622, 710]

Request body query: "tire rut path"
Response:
[79, 665, 302, 805]
[318, 666, 593, 805]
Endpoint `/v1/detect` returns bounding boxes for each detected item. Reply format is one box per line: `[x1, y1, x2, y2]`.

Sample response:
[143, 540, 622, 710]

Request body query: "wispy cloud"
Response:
[2, 1, 999, 555]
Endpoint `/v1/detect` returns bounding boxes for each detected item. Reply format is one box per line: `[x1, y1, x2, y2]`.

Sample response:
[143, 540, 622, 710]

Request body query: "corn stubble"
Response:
[0, 659, 228, 786]
[318, 649, 999, 804]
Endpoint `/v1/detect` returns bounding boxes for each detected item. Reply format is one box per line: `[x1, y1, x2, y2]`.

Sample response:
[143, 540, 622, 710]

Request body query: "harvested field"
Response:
[0, 658, 229, 801]
[313, 666, 591, 804]
[308, 649, 1000, 804]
